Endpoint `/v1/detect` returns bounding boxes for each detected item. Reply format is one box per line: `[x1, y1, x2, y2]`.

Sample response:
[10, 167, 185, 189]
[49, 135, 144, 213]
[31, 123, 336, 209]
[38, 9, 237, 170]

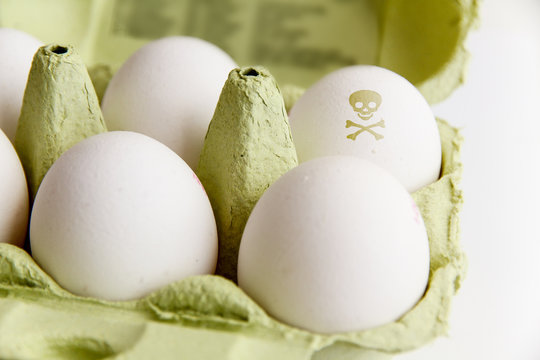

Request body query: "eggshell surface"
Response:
[237, 156, 430, 333]
[0, 129, 28, 247]
[289, 65, 441, 192]
[30, 131, 218, 301]
[0, 28, 42, 141]
[101, 36, 237, 169]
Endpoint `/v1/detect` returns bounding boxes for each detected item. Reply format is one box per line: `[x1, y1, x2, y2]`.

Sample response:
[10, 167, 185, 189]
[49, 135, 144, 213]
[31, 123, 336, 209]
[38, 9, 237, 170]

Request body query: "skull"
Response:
[349, 90, 382, 120]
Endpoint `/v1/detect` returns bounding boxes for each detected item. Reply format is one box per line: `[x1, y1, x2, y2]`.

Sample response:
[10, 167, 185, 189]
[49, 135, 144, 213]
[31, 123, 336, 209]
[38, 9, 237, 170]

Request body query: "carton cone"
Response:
[197, 66, 298, 281]
[15, 44, 107, 200]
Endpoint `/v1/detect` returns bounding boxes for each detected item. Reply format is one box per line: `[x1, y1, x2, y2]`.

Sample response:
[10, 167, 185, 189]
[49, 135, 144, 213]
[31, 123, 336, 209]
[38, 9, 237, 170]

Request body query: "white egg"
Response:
[237, 156, 430, 333]
[101, 36, 237, 170]
[0, 28, 42, 141]
[0, 129, 28, 247]
[30, 131, 218, 301]
[289, 65, 441, 192]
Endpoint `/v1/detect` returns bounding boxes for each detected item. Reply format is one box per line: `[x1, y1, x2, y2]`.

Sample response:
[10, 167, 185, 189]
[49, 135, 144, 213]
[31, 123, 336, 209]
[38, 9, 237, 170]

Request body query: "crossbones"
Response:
[346, 119, 385, 141]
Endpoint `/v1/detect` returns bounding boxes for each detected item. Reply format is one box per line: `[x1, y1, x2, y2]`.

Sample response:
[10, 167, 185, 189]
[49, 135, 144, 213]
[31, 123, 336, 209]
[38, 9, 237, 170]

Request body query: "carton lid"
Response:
[1, 0, 479, 103]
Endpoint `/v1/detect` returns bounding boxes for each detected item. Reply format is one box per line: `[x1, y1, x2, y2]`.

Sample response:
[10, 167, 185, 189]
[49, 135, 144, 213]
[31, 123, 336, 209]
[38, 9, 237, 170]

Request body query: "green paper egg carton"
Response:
[0, 0, 479, 358]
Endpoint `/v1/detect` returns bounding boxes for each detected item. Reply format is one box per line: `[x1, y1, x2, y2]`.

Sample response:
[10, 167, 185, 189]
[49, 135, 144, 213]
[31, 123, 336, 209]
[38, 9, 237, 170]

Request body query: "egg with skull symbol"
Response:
[289, 65, 441, 192]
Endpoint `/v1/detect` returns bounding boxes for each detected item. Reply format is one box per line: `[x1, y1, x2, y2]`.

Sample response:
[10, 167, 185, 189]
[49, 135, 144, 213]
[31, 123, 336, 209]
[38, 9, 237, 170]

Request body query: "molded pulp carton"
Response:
[0, 0, 479, 358]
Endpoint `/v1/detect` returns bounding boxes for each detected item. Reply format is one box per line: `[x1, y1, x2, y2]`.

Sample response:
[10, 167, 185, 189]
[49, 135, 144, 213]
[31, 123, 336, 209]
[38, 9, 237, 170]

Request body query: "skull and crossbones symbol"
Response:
[346, 90, 385, 141]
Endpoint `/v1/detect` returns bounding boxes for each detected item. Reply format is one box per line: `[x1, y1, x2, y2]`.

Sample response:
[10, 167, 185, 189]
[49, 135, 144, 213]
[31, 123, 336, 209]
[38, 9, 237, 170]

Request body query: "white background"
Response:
[398, 1, 540, 359]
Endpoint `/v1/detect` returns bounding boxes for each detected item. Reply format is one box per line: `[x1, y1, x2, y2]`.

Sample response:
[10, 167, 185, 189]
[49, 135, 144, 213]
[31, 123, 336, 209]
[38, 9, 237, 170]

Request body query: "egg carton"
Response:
[0, 0, 479, 358]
